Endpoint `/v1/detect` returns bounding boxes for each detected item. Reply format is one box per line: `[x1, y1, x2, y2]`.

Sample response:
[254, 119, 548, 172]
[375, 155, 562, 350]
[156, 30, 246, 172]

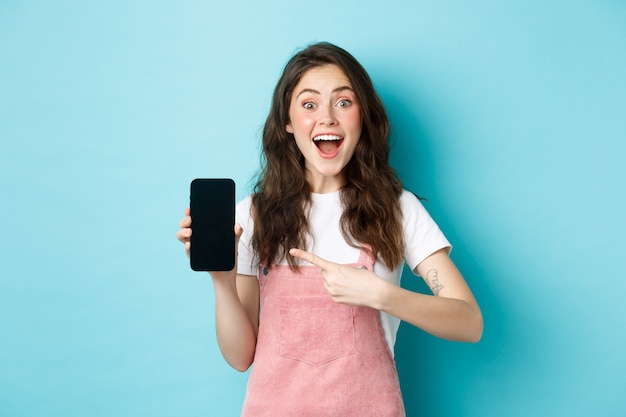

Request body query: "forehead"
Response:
[294, 64, 352, 91]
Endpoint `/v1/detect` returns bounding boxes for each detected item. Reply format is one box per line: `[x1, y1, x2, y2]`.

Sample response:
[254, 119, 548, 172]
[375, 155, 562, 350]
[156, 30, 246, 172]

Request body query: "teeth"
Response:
[313, 135, 342, 141]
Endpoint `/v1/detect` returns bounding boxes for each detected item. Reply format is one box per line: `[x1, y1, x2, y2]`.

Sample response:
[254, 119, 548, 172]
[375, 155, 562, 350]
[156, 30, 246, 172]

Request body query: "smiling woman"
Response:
[176, 42, 482, 417]
[286, 64, 362, 191]
[251, 43, 407, 272]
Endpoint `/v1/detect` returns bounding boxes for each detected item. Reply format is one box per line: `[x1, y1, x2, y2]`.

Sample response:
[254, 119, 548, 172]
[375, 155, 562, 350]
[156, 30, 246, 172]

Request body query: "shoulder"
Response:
[399, 189, 428, 217]
[235, 195, 255, 229]
[399, 189, 420, 204]
[399, 189, 451, 269]
[236, 194, 254, 213]
[398, 188, 442, 228]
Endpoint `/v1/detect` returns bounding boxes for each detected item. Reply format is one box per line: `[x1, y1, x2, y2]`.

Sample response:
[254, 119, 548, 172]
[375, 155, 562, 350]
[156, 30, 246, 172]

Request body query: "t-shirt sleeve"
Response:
[401, 190, 451, 274]
[235, 196, 257, 276]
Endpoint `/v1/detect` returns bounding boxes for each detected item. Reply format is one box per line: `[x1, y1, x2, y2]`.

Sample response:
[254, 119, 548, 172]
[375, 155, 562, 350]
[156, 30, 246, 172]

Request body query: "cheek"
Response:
[291, 114, 316, 133]
[344, 109, 362, 131]
[348, 117, 362, 138]
[293, 136, 312, 157]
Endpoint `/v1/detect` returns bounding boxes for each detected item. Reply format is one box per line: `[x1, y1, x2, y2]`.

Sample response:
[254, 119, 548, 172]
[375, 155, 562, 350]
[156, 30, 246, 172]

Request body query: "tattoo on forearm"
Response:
[425, 269, 445, 296]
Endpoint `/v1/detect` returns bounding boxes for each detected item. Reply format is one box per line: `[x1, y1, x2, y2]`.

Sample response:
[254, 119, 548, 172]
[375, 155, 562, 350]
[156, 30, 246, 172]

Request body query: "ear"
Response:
[286, 123, 294, 134]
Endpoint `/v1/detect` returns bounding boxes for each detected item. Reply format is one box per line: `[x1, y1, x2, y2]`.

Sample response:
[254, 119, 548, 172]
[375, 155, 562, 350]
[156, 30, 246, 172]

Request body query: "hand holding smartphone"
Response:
[189, 178, 236, 271]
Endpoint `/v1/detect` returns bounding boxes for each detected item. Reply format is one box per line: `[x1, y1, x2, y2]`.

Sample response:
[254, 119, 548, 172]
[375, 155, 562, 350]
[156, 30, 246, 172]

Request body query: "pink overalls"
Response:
[241, 249, 405, 417]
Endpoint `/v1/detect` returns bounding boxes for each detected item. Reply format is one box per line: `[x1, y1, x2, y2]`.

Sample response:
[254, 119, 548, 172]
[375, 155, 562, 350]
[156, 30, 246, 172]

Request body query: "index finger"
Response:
[289, 248, 332, 269]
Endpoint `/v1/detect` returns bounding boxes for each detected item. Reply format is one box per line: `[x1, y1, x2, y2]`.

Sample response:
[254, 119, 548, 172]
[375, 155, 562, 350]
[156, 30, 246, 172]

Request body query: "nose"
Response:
[318, 105, 337, 126]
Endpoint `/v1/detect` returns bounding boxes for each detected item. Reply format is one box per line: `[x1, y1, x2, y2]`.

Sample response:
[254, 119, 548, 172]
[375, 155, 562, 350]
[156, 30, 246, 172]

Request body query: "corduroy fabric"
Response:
[241, 249, 405, 417]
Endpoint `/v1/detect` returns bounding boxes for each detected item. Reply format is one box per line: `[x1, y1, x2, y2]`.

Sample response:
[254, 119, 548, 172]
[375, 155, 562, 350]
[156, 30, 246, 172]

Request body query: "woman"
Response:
[177, 42, 483, 416]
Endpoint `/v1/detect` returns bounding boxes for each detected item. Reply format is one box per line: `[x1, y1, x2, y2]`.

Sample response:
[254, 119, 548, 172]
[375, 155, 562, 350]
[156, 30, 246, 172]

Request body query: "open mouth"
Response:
[313, 134, 344, 155]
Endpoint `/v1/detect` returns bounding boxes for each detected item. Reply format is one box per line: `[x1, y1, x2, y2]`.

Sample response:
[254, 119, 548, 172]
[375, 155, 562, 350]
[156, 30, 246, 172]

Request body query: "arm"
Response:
[211, 272, 259, 371]
[289, 247, 482, 343]
[378, 249, 482, 342]
[177, 209, 259, 371]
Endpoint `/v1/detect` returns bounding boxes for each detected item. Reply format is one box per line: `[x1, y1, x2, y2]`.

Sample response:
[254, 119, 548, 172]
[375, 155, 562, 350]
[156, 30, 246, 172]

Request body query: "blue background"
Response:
[1, 1, 625, 416]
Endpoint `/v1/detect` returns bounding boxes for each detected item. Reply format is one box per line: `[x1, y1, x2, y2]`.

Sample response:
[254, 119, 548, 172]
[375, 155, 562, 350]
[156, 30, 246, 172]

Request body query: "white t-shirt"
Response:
[235, 189, 451, 354]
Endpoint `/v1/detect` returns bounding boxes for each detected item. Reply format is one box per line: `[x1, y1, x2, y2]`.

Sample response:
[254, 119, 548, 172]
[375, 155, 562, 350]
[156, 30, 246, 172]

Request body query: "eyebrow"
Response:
[295, 85, 354, 98]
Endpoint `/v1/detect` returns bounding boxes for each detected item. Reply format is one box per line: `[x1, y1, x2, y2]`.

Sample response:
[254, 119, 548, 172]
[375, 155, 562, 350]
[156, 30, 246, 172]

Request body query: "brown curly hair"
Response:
[252, 42, 404, 270]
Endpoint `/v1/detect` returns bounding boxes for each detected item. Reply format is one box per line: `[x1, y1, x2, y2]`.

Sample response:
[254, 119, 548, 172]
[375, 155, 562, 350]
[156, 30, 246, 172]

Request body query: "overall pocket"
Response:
[279, 295, 356, 366]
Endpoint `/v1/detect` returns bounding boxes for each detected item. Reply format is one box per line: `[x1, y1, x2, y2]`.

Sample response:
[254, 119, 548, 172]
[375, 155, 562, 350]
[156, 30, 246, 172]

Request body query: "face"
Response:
[286, 64, 362, 193]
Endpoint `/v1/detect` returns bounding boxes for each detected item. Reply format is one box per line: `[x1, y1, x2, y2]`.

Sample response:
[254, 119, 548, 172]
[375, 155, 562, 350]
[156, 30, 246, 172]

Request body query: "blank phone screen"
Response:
[189, 178, 235, 271]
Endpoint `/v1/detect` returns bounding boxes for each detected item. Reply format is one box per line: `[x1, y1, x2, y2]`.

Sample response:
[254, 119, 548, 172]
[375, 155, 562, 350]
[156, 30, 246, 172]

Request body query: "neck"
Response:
[306, 171, 345, 194]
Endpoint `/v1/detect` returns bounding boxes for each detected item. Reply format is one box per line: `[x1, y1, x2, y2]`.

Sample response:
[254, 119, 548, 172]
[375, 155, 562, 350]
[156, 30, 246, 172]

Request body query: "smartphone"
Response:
[189, 178, 236, 271]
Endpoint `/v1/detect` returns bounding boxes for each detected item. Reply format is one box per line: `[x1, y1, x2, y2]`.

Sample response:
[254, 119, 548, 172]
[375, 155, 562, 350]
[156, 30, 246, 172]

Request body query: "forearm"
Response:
[288, 247, 482, 342]
[211, 276, 258, 371]
[376, 281, 483, 343]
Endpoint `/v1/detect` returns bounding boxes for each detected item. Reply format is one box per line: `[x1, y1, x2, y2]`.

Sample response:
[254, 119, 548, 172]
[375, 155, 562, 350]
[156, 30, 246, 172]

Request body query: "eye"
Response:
[337, 99, 352, 108]
[303, 101, 316, 110]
